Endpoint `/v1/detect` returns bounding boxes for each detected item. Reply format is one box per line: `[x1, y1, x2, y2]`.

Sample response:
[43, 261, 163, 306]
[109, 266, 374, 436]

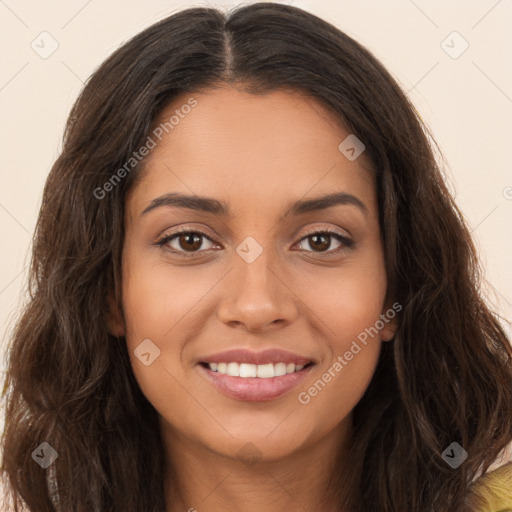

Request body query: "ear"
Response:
[107, 291, 126, 337]
[379, 300, 401, 342]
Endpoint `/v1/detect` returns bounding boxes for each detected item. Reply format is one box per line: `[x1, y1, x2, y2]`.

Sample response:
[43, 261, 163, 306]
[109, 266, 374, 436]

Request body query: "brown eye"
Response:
[176, 233, 203, 252]
[307, 233, 332, 252]
[295, 229, 353, 255]
[155, 229, 217, 255]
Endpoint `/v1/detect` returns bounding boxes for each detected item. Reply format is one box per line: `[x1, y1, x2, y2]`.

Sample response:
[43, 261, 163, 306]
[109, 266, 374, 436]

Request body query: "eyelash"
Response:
[153, 226, 354, 257]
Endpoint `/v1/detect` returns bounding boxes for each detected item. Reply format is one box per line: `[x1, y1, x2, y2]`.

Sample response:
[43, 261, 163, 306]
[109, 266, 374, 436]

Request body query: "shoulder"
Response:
[466, 462, 512, 512]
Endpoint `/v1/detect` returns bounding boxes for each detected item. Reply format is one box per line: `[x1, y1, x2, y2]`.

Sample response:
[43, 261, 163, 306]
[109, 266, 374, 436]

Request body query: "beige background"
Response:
[0, 0, 511, 477]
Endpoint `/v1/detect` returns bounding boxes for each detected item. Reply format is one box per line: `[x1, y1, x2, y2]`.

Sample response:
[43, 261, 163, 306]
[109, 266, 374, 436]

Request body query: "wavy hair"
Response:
[2, 3, 512, 511]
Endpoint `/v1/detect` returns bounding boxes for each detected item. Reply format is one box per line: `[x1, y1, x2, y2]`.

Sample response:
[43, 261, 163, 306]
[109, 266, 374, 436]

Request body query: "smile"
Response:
[206, 361, 306, 378]
[197, 348, 316, 401]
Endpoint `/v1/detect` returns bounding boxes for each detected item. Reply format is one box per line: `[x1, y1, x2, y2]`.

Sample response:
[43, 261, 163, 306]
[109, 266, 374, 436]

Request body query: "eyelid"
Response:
[153, 226, 218, 251]
[294, 226, 354, 254]
[298, 225, 351, 241]
[155, 222, 218, 239]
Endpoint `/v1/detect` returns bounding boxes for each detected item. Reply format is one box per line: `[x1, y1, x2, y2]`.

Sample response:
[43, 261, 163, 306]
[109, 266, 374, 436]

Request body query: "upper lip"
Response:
[199, 348, 315, 366]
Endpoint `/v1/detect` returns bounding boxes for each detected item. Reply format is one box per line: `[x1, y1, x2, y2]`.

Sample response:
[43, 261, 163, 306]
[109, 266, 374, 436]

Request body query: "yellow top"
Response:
[466, 462, 512, 512]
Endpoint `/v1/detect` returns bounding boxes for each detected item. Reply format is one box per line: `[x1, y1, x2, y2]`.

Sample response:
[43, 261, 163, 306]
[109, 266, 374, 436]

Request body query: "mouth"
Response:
[200, 361, 313, 377]
[197, 356, 316, 402]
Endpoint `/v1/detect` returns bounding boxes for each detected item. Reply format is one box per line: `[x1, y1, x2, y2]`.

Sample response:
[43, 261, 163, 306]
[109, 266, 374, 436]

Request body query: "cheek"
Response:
[294, 269, 386, 428]
[292, 252, 386, 417]
[299, 252, 387, 346]
[121, 252, 219, 344]
[120, 248, 227, 427]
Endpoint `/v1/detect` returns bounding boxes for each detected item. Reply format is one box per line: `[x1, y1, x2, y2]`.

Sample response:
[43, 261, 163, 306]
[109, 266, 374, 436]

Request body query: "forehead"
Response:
[127, 87, 375, 218]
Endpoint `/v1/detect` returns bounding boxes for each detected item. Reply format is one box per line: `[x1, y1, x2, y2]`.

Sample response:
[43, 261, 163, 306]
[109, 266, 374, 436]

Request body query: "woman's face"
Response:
[116, 86, 396, 462]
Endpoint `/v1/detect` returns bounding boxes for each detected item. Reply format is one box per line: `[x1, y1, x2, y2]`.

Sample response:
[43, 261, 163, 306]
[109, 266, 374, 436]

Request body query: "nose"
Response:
[217, 243, 299, 333]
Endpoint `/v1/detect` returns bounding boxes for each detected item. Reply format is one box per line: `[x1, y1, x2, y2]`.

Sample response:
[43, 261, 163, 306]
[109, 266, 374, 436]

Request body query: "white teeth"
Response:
[207, 361, 307, 378]
[239, 363, 257, 378]
[226, 362, 239, 377]
[274, 362, 287, 376]
[257, 363, 274, 379]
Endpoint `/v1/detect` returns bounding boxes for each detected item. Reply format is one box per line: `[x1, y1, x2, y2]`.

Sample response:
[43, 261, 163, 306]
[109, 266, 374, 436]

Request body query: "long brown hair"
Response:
[2, 3, 511, 511]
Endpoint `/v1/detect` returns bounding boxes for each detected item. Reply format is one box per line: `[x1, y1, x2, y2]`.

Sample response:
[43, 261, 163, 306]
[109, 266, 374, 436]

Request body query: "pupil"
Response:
[311, 234, 329, 252]
[180, 233, 201, 251]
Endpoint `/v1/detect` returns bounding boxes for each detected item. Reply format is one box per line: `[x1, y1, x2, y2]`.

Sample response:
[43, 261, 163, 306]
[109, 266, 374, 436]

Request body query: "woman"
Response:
[1, 3, 511, 511]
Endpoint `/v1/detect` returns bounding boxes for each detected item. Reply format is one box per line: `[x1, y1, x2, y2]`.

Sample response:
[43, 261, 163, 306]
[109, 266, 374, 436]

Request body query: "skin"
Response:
[109, 86, 397, 512]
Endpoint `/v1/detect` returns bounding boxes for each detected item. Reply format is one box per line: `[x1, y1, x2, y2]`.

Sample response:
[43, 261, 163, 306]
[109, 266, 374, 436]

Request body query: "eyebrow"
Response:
[140, 191, 368, 218]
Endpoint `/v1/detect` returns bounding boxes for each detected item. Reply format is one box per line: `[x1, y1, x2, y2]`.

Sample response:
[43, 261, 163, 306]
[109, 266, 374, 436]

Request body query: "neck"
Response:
[162, 418, 352, 512]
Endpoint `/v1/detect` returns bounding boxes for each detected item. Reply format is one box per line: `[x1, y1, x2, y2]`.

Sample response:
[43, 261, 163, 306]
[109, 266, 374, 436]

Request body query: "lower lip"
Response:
[199, 364, 314, 401]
